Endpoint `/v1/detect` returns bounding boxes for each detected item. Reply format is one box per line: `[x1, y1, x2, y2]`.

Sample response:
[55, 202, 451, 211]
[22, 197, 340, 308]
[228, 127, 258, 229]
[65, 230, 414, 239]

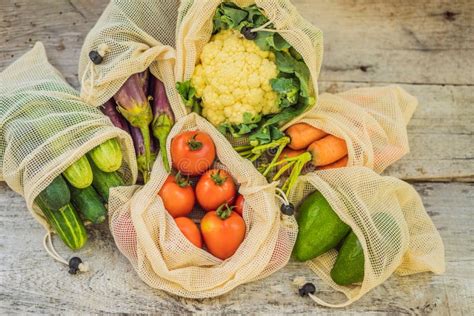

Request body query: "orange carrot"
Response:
[286, 123, 327, 150]
[318, 156, 348, 170]
[308, 135, 348, 166]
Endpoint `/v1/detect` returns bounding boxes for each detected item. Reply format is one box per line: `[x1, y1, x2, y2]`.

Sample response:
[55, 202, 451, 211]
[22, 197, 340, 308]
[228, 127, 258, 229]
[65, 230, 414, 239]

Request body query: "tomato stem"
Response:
[174, 172, 190, 188]
[187, 134, 203, 151]
[211, 169, 227, 186]
[216, 203, 233, 219]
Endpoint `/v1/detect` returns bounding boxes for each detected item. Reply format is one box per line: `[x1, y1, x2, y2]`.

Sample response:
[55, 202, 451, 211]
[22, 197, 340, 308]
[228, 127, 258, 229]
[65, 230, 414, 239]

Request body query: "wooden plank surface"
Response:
[301, 0, 474, 85]
[1, 181, 472, 314]
[319, 82, 474, 181]
[0, 0, 473, 314]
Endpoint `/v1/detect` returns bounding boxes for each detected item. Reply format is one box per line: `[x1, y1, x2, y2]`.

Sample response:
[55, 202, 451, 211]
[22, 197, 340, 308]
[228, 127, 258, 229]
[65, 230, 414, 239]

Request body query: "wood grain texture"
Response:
[298, 0, 474, 85]
[1, 181, 472, 314]
[0, 0, 473, 314]
[0, 0, 107, 88]
[319, 82, 474, 181]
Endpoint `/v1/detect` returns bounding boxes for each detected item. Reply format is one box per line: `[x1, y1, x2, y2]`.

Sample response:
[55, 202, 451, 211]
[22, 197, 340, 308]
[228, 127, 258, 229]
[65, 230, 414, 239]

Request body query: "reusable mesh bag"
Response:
[175, 0, 323, 119]
[282, 85, 418, 173]
[108, 113, 298, 298]
[0, 43, 137, 241]
[78, 0, 186, 118]
[289, 167, 445, 307]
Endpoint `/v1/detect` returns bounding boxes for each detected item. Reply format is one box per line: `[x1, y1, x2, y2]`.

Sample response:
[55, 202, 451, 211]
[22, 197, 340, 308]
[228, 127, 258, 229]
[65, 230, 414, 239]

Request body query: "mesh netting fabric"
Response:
[284, 86, 418, 172]
[78, 0, 186, 119]
[289, 167, 445, 307]
[108, 113, 298, 298]
[0, 42, 137, 232]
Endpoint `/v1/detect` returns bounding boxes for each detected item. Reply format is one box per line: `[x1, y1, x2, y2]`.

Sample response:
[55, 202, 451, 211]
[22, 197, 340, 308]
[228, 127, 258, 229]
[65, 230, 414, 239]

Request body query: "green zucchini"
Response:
[63, 155, 93, 189]
[36, 199, 88, 250]
[88, 138, 123, 172]
[89, 158, 125, 202]
[36, 176, 70, 211]
[70, 185, 107, 224]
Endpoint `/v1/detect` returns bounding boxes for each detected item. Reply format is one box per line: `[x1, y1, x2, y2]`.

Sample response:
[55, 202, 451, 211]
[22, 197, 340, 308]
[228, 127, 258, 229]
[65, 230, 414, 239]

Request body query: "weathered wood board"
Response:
[1, 182, 472, 314]
[1, 0, 473, 314]
[319, 82, 474, 182]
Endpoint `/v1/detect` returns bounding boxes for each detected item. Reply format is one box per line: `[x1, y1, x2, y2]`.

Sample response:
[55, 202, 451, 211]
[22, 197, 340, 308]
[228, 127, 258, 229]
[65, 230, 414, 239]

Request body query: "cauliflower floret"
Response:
[191, 29, 279, 126]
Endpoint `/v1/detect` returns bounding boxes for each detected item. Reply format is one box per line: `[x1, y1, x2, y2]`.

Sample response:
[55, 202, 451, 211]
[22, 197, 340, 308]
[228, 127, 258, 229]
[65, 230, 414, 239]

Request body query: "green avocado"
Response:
[330, 231, 364, 285]
[293, 191, 351, 261]
[330, 212, 402, 285]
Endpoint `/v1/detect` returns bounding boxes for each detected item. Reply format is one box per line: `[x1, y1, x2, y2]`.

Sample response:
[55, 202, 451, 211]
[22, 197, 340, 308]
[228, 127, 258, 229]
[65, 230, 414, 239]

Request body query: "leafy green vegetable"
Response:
[274, 51, 312, 98]
[176, 80, 201, 114]
[271, 77, 299, 106]
[271, 33, 292, 51]
[219, 112, 261, 138]
[275, 51, 296, 73]
[289, 47, 303, 61]
[213, 3, 268, 33]
[254, 31, 274, 51]
[220, 6, 248, 29]
[294, 62, 311, 98]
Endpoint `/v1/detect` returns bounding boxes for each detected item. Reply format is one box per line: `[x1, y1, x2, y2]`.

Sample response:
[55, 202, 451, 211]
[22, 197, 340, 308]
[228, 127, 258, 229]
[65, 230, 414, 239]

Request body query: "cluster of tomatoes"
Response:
[158, 130, 246, 260]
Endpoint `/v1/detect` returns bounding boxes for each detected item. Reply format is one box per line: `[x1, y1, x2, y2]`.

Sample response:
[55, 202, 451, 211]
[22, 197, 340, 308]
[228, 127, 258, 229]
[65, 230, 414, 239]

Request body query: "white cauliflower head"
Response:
[191, 29, 279, 126]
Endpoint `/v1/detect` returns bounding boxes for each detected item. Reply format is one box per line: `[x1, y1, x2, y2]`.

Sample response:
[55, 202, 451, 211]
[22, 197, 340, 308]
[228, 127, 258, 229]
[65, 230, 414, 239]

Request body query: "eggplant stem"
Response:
[158, 134, 170, 172]
[139, 126, 152, 182]
[142, 170, 150, 183]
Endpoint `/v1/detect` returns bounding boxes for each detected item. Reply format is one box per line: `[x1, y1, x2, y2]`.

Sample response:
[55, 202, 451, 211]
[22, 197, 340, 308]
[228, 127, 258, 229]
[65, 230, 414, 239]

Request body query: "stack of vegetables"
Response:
[159, 130, 246, 259]
[238, 122, 349, 193]
[101, 71, 174, 183]
[176, 2, 348, 194]
[177, 2, 315, 147]
[34, 139, 125, 250]
[294, 191, 370, 286]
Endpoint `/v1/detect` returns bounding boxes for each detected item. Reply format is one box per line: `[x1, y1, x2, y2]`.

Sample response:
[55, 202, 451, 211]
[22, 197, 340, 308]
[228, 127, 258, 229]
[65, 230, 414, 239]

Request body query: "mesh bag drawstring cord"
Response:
[80, 43, 110, 104]
[43, 231, 89, 273]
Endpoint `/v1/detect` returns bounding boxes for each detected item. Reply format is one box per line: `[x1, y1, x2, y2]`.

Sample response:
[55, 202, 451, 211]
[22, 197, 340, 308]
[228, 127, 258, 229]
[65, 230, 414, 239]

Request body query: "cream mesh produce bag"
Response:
[78, 0, 186, 118]
[283, 85, 418, 173]
[175, 0, 323, 116]
[0, 43, 137, 239]
[289, 167, 445, 307]
[108, 113, 298, 298]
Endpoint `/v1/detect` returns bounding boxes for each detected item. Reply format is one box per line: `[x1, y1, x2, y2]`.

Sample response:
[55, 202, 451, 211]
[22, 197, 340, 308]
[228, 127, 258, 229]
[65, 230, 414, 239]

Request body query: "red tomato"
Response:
[175, 217, 202, 248]
[201, 206, 246, 260]
[233, 194, 244, 216]
[196, 169, 236, 211]
[171, 131, 216, 175]
[158, 174, 195, 218]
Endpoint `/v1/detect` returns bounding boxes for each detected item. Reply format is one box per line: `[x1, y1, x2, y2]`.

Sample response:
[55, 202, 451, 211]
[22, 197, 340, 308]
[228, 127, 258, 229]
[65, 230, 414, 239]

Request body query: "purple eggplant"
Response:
[149, 74, 174, 172]
[129, 124, 157, 183]
[113, 72, 153, 182]
[100, 99, 130, 133]
[138, 69, 149, 97]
